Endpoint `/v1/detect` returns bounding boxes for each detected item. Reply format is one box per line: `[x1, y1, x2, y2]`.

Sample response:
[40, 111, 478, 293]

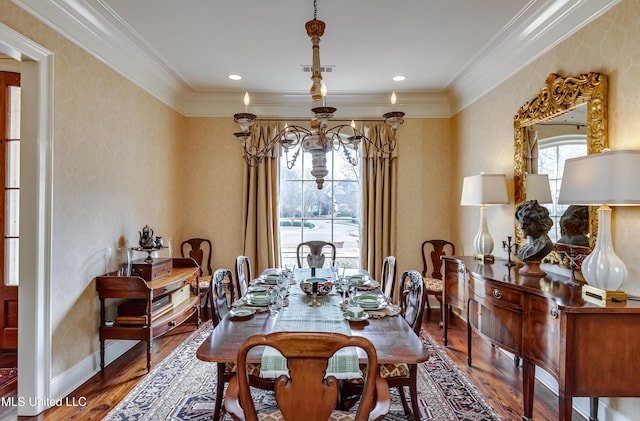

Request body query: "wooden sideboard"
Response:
[96, 257, 201, 372]
[442, 256, 640, 421]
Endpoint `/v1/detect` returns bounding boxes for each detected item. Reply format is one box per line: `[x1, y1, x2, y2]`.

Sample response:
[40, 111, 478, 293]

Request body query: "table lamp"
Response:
[525, 173, 552, 203]
[461, 173, 509, 262]
[558, 150, 640, 297]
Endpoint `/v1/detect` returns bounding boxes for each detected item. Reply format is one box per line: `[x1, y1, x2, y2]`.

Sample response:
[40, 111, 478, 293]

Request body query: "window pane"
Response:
[8, 86, 20, 139]
[5, 238, 18, 286]
[6, 140, 19, 188]
[5, 190, 19, 236]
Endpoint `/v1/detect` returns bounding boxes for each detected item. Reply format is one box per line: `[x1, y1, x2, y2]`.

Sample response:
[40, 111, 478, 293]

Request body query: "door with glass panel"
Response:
[0, 71, 20, 350]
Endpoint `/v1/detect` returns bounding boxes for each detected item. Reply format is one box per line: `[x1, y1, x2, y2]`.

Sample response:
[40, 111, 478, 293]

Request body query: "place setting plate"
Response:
[354, 293, 387, 310]
[229, 307, 256, 320]
[258, 273, 280, 285]
[243, 291, 270, 306]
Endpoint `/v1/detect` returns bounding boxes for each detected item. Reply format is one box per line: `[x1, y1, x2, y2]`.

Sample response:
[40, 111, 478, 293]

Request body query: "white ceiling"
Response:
[11, 0, 619, 118]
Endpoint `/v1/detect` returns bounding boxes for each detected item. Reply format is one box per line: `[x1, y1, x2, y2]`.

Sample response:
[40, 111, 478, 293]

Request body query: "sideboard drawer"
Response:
[473, 278, 523, 311]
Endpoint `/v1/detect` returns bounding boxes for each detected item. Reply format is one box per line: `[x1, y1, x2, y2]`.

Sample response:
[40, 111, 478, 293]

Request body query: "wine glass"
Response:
[347, 277, 358, 305]
[277, 273, 289, 299]
[330, 261, 339, 281]
[268, 290, 282, 316]
[339, 276, 351, 305]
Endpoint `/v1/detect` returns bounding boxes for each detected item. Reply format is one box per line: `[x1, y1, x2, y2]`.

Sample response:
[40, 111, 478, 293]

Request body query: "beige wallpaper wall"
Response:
[452, 0, 640, 416]
[3, 0, 186, 377]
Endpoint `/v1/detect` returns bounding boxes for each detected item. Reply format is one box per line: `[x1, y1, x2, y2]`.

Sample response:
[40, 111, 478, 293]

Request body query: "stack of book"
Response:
[114, 295, 172, 326]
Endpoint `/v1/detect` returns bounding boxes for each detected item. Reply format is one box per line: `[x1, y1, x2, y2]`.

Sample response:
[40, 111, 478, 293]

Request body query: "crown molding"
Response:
[447, 0, 621, 114]
[13, 0, 621, 118]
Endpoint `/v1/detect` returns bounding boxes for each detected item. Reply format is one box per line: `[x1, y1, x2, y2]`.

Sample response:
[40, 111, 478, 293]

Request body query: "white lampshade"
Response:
[461, 173, 509, 257]
[558, 150, 640, 291]
[460, 174, 509, 206]
[526, 174, 552, 203]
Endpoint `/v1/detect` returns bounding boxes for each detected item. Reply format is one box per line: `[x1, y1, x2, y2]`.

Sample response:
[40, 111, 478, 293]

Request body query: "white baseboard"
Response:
[50, 340, 137, 403]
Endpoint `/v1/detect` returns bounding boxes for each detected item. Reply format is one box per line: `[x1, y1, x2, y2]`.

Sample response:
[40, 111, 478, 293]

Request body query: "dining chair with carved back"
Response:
[380, 256, 397, 304]
[421, 239, 455, 325]
[180, 238, 213, 309]
[380, 270, 427, 420]
[209, 268, 272, 421]
[341, 270, 426, 419]
[296, 240, 337, 269]
[234, 255, 252, 299]
[224, 331, 391, 421]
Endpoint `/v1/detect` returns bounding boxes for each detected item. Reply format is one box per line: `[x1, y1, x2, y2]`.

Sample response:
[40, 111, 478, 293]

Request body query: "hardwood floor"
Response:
[0, 308, 586, 420]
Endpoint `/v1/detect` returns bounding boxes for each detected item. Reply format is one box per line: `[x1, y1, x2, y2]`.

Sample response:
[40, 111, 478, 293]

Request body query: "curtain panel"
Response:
[360, 122, 398, 283]
[241, 121, 282, 273]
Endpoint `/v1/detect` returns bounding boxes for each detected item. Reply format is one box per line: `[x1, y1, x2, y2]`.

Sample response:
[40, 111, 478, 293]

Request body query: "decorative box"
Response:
[131, 258, 172, 282]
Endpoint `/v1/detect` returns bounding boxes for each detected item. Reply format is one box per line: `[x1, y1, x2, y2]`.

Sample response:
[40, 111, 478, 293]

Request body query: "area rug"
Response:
[103, 322, 501, 420]
[0, 367, 16, 389]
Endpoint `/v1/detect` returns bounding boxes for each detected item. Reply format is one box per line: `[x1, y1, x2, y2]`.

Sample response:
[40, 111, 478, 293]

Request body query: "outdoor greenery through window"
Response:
[538, 134, 587, 242]
[279, 144, 361, 269]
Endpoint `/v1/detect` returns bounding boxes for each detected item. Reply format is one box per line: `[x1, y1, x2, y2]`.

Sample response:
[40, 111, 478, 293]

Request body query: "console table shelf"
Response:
[96, 257, 201, 372]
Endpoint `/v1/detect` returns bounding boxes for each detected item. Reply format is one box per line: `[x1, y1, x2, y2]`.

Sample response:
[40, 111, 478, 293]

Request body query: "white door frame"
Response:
[0, 23, 53, 416]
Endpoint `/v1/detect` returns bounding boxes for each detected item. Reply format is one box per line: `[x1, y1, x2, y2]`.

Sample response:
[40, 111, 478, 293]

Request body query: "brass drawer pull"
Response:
[550, 308, 558, 318]
[493, 289, 503, 299]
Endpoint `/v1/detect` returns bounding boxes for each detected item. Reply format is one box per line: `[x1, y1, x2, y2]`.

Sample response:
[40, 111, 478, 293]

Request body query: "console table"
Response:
[96, 257, 201, 372]
[442, 256, 640, 421]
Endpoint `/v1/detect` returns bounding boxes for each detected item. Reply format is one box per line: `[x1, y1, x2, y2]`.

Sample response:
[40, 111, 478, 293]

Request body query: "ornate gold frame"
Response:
[513, 72, 608, 251]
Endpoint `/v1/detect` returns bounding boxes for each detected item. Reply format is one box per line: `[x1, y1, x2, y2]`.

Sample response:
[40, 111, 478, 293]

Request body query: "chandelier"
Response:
[232, 0, 405, 189]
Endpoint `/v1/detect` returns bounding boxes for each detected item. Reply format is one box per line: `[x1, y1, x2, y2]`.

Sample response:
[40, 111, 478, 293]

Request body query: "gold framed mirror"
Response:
[514, 72, 608, 257]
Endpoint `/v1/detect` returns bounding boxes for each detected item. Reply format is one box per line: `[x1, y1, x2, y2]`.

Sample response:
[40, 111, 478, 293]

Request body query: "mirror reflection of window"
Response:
[537, 134, 587, 242]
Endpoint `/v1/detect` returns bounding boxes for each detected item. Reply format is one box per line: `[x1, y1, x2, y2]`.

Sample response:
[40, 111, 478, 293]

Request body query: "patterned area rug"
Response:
[104, 322, 501, 420]
[0, 368, 16, 389]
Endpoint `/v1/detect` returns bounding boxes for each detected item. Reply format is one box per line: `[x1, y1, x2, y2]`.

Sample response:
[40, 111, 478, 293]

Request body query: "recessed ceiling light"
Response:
[393, 75, 406, 82]
[228, 74, 242, 81]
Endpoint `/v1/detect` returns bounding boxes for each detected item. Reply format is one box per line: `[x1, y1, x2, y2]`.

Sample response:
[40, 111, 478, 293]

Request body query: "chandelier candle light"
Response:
[558, 150, 640, 303]
[232, 0, 404, 189]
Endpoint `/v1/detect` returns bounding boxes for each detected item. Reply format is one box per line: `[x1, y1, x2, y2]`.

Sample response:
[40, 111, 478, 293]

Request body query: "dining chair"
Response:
[380, 255, 397, 304]
[421, 239, 455, 324]
[209, 269, 272, 421]
[180, 238, 213, 309]
[224, 331, 391, 421]
[383, 270, 427, 420]
[234, 255, 252, 298]
[341, 270, 425, 419]
[296, 240, 337, 268]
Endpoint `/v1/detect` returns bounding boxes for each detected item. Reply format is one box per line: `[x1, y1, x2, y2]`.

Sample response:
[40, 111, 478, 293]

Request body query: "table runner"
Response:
[260, 281, 361, 380]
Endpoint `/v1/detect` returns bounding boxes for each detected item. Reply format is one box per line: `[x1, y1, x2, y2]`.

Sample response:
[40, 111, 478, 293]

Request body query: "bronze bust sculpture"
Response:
[516, 200, 554, 275]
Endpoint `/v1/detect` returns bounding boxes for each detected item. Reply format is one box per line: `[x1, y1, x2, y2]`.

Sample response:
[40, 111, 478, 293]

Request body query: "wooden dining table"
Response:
[196, 268, 431, 366]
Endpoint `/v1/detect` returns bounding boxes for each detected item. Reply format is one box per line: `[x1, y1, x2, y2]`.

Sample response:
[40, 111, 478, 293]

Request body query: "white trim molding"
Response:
[0, 23, 54, 416]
